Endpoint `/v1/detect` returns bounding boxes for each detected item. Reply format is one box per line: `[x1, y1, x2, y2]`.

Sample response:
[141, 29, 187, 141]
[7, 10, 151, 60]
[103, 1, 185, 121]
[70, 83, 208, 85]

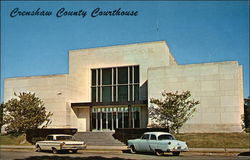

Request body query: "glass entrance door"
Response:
[91, 106, 140, 131]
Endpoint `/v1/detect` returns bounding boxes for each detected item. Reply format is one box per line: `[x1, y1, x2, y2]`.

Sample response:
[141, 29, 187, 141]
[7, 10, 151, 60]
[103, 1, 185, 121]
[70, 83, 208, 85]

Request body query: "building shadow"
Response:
[15, 156, 130, 160]
[238, 152, 250, 156]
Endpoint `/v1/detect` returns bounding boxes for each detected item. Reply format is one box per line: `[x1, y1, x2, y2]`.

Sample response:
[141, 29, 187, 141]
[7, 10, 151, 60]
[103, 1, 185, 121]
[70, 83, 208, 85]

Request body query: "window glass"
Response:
[129, 85, 133, 101]
[141, 134, 150, 140]
[134, 66, 139, 83]
[150, 134, 157, 140]
[134, 84, 139, 101]
[91, 87, 96, 102]
[56, 136, 74, 141]
[102, 68, 112, 85]
[102, 86, 112, 102]
[124, 112, 129, 128]
[118, 85, 128, 101]
[113, 68, 116, 84]
[98, 87, 100, 102]
[158, 134, 175, 140]
[47, 136, 53, 140]
[118, 67, 128, 84]
[118, 112, 123, 128]
[98, 69, 101, 85]
[102, 112, 107, 129]
[92, 112, 96, 130]
[92, 70, 96, 85]
[113, 86, 116, 101]
[133, 111, 140, 128]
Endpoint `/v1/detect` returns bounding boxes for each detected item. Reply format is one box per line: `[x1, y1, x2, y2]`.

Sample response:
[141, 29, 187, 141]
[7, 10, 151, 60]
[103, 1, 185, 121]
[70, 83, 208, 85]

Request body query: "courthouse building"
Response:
[4, 41, 244, 133]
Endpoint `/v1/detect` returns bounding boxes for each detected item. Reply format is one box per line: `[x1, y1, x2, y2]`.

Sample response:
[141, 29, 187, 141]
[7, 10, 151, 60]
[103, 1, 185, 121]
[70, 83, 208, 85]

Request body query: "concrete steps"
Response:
[74, 132, 125, 146]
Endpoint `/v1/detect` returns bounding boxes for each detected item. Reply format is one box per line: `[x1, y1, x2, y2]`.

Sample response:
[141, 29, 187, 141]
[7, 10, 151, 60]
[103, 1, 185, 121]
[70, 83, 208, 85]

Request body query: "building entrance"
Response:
[91, 106, 140, 131]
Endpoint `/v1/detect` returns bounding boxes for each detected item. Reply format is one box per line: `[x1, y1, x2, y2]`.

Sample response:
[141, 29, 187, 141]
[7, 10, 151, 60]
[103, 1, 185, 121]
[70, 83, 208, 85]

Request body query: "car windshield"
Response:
[56, 136, 74, 141]
[158, 134, 175, 140]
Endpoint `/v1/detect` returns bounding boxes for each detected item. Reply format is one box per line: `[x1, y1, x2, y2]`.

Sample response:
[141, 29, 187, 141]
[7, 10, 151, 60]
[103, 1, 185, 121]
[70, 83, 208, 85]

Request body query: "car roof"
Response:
[47, 134, 73, 136]
[144, 132, 172, 136]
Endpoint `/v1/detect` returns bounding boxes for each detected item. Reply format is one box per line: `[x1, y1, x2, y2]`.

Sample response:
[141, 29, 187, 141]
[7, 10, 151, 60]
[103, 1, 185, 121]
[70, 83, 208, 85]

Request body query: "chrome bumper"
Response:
[61, 144, 87, 150]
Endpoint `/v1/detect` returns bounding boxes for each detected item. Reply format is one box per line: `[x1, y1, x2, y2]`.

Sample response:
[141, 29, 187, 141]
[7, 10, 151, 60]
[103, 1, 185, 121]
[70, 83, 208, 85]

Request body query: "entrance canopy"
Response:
[71, 100, 147, 107]
[71, 100, 147, 131]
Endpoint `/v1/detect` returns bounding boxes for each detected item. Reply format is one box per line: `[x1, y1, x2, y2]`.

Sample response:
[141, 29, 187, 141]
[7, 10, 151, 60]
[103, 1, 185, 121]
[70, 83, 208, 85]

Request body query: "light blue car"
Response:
[127, 132, 188, 156]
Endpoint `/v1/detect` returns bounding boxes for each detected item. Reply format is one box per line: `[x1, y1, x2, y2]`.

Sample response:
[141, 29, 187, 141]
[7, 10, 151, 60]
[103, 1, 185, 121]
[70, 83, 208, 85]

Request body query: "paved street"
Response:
[0, 150, 249, 160]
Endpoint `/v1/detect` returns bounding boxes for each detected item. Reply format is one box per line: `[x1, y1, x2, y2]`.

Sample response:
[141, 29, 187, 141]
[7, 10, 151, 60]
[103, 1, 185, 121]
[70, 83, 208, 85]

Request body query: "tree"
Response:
[0, 103, 4, 129]
[242, 96, 250, 132]
[3, 92, 53, 134]
[149, 91, 199, 133]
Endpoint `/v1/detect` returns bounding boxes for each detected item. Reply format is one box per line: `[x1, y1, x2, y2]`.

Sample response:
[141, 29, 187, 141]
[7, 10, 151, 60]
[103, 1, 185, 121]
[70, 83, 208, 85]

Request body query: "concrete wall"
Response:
[4, 74, 69, 128]
[148, 61, 244, 133]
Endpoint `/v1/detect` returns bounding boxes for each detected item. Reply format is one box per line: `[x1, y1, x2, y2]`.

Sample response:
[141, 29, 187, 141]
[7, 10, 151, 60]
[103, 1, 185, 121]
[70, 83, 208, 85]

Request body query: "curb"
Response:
[0, 145, 249, 153]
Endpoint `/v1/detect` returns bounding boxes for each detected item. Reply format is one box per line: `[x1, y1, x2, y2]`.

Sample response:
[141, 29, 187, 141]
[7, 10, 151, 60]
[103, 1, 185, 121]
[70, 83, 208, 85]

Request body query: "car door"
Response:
[148, 134, 158, 152]
[137, 134, 150, 152]
[43, 136, 53, 150]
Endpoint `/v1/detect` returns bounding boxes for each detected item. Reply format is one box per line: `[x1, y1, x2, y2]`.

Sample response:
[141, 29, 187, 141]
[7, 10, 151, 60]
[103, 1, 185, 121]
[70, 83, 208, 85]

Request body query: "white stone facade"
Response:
[3, 41, 244, 132]
[148, 62, 244, 132]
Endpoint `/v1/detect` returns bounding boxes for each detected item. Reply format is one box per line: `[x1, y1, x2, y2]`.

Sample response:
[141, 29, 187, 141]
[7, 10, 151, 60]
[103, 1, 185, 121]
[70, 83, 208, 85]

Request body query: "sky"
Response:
[1, 1, 249, 102]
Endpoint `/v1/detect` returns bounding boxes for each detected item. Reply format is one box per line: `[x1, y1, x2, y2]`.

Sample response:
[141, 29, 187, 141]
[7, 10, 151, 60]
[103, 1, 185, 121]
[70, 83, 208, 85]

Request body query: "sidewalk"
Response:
[0, 145, 249, 153]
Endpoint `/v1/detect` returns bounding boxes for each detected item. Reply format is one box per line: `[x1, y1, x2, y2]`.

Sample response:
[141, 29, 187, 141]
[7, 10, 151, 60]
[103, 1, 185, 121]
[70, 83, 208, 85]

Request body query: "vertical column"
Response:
[89, 106, 92, 131]
[112, 68, 114, 102]
[128, 67, 130, 101]
[132, 66, 135, 101]
[100, 69, 102, 102]
[116, 67, 118, 101]
[100, 109, 102, 131]
[96, 69, 98, 102]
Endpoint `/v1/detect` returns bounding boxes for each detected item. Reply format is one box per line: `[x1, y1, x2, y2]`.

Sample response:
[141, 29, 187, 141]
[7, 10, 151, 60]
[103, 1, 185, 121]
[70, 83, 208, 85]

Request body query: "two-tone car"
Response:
[127, 132, 188, 156]
[35, 134, 87, 154]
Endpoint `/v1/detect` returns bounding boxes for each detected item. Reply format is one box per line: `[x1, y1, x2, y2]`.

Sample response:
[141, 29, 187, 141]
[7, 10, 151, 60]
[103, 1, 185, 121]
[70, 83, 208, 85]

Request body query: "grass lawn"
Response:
[0, 132, 249, 148]
[174, 133, 250, 148]
[0, 134, 31, 145]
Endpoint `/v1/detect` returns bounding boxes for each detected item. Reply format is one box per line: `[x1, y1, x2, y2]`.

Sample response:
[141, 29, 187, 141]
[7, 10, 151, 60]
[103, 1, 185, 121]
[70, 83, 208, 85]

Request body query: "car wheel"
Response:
[155, 150, 164, 156]
[52, 148, 58, 154]
[72, 150, 78, 153]
[172, 151, 180, 156]
[36, 145, 41, 152]
[130, 145, 136, 154]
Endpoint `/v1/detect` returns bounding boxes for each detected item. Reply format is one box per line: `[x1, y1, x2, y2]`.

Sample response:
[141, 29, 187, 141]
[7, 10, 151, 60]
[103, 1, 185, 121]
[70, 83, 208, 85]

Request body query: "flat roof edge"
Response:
[5, 74, 68, 81]
[69, 40, 167, 53]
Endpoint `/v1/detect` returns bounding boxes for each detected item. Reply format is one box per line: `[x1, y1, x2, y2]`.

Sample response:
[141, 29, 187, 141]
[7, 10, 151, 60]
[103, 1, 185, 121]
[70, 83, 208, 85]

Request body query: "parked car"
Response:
[127, 132, 188, 156]
[35, 134, 87, 154]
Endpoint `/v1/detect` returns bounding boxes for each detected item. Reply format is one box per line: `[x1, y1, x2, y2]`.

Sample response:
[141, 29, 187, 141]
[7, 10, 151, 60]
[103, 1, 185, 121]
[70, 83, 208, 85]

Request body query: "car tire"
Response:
[172, 151, 180, 156]
[155, 150, 164, 156]
[52, 148, 58, 154]
[130, 145, 136, 154]
[72, 150, 78, 153]
[36, 145, 41, 152]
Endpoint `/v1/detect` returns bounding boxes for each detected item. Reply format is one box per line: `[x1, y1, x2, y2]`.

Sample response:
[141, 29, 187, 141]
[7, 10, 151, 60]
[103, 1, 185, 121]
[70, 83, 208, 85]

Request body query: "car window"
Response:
[150, 134, 157, 140]
[56, 136, 74, 141]
[47, 136, 53, 140]
[158, 134, 175, 140]
[141, 134, 150, 140]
